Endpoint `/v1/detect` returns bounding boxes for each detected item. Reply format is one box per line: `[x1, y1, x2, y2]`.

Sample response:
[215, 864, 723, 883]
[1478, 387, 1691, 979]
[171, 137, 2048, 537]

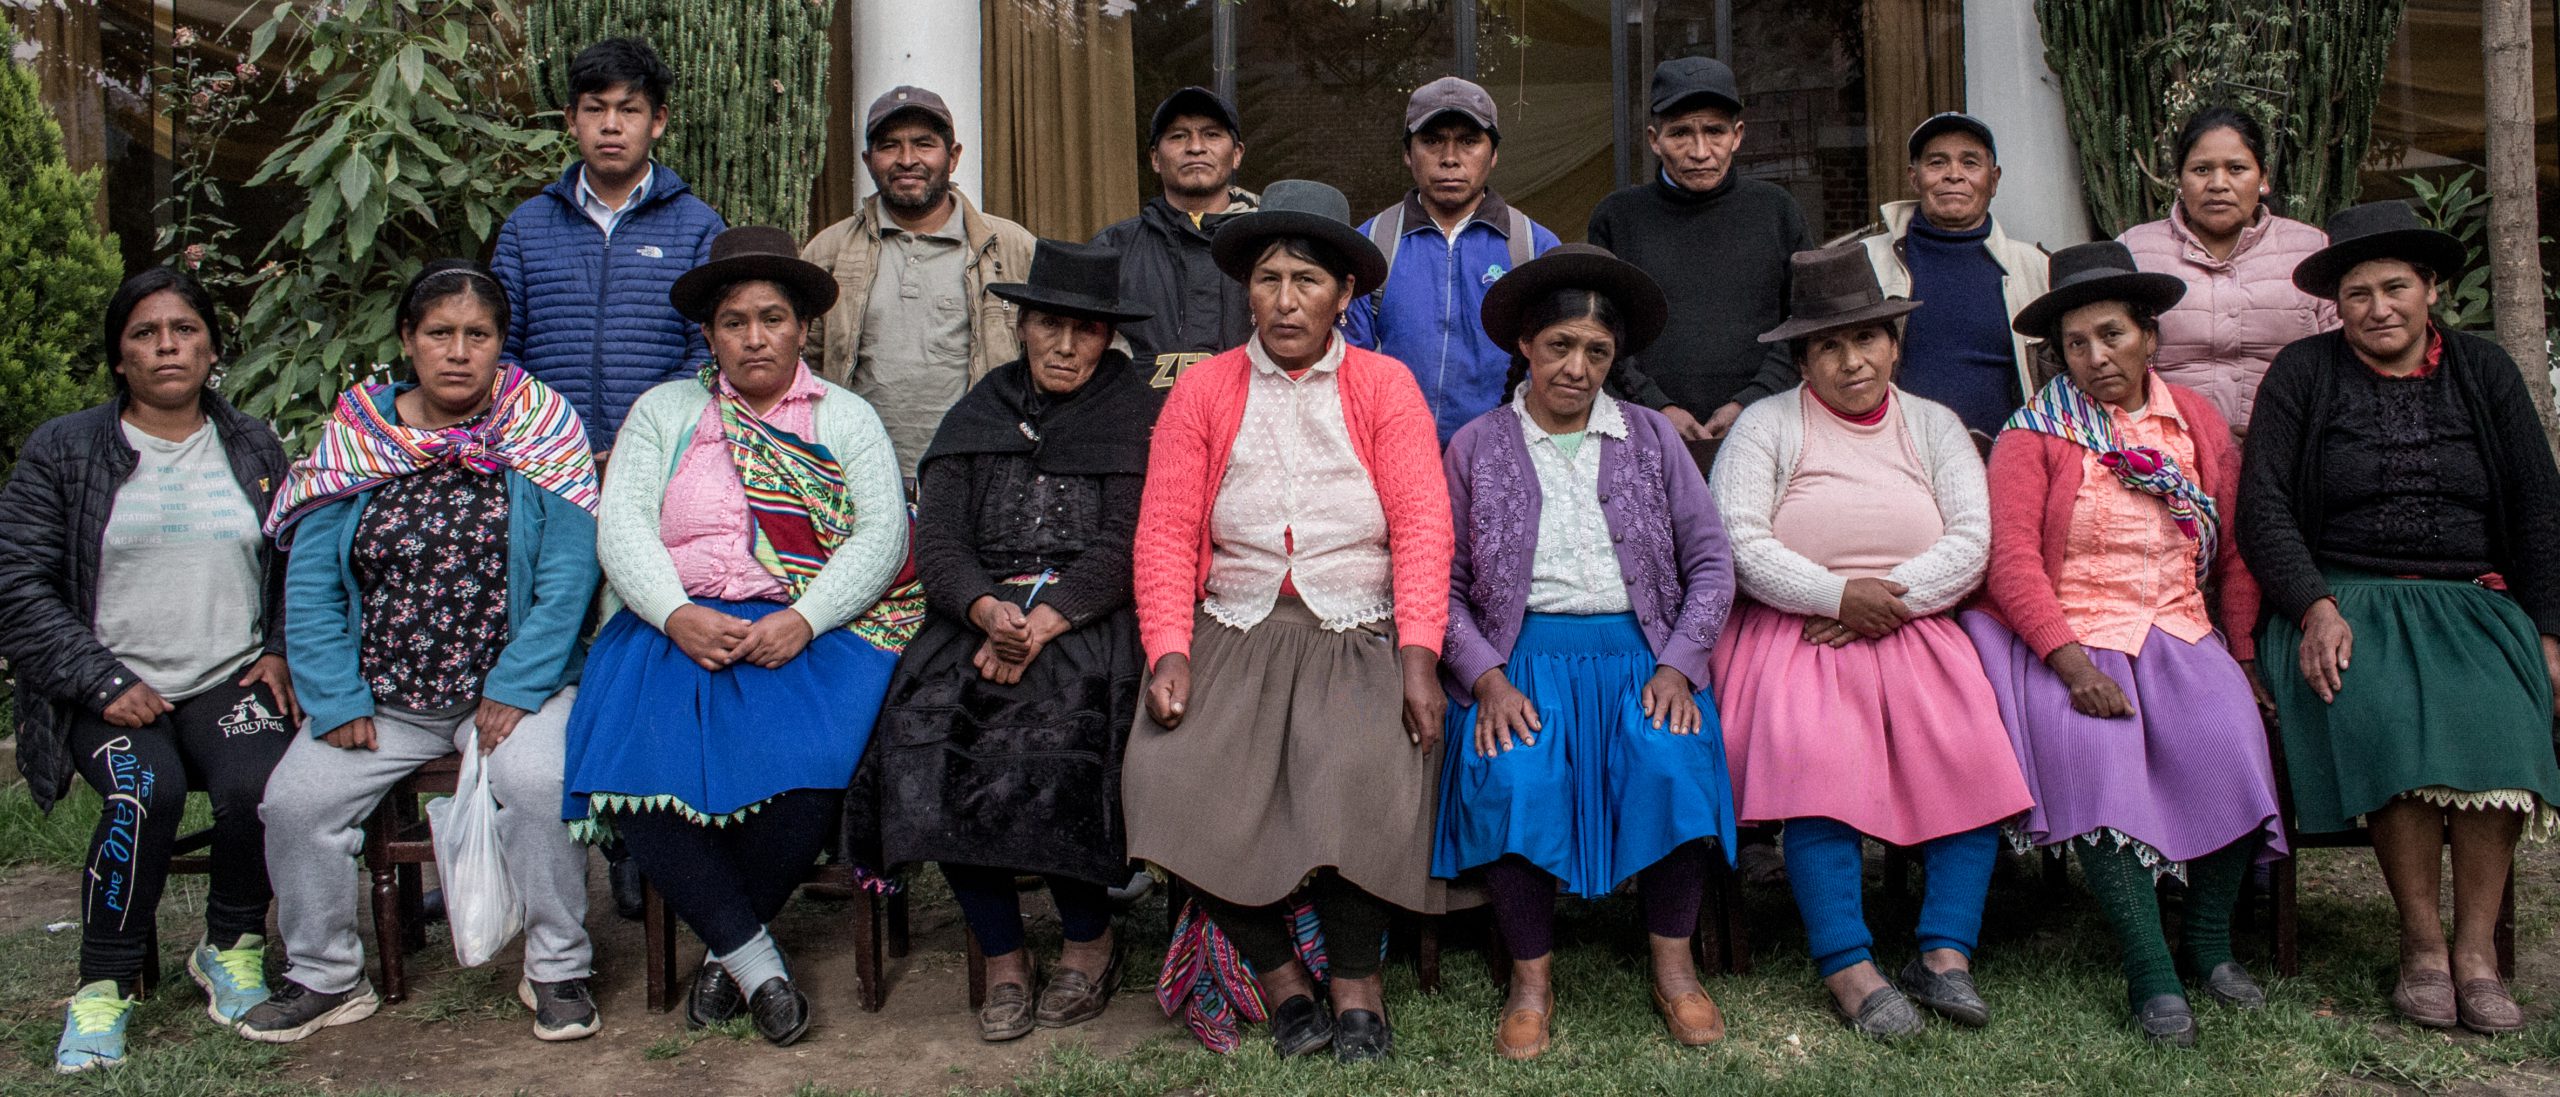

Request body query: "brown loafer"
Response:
[2390, 969, 2458, 1029]
[1495, 1005, 1551, 1061]
[1034, 952, 1120, 1029]
[2456, 978, 2525, 1035]
[978, 981, 1035, 1042]
[1652, 986, 1726, 1046]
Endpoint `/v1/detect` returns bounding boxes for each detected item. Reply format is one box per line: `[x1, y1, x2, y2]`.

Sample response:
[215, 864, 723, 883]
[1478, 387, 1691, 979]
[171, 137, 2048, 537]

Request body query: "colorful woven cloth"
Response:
[265, 365, 598, 544]
[2001, 374, 2219, 579]
[1155, 896, 1330, 1054]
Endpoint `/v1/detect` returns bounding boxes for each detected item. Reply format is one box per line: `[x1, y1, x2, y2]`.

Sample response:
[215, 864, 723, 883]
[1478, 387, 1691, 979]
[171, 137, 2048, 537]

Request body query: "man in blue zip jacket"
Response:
[1345, 76, 1561, 446]
[491, 37, 727, 455]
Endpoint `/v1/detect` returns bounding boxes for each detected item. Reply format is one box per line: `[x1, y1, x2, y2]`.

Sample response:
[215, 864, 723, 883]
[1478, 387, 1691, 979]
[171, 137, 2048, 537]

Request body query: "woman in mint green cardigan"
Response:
[560, 226, 913, 1047]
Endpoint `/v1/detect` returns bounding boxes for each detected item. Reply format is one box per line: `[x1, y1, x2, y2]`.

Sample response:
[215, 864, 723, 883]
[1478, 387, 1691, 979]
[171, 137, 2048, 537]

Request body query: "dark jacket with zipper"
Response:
[0, 394, 289, 809]
[1089, 191, 1258, 393]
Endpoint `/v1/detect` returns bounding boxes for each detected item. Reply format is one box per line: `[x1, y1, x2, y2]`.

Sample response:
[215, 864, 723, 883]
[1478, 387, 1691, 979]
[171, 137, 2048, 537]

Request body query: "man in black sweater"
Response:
[1589, 57, 1815, 442]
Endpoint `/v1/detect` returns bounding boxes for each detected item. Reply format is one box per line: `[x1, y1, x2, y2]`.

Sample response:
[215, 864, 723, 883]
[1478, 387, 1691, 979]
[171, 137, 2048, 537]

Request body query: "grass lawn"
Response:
[3, 773, 2558, 1095]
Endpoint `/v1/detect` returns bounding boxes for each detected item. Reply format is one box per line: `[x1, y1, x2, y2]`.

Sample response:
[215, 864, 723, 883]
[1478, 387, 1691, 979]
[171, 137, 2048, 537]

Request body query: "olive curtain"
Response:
[979, 0, 1140, 242]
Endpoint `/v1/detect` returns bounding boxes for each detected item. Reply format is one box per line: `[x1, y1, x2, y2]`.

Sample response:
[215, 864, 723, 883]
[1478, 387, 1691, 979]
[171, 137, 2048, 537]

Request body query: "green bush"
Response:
[0, 26, 119, 477]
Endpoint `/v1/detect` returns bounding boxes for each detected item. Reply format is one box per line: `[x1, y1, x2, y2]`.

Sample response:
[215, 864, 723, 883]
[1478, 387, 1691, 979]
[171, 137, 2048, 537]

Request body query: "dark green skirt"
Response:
[2260, 570, 2560, 834]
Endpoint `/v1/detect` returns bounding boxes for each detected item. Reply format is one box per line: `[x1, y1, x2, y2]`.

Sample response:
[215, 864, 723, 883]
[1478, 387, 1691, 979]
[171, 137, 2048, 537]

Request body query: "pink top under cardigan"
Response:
[657, 364, 825, 602]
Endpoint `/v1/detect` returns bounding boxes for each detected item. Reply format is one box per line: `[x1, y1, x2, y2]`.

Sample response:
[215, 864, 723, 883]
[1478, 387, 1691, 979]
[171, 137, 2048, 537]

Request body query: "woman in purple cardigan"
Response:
[1436, 245, 1740, 1061]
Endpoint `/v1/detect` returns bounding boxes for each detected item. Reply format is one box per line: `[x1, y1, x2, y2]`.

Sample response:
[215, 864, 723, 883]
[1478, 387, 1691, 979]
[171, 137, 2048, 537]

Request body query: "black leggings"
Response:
[942, 864, 1113, 957]
[1483, 843, 1709, 961]
[66, 679, 293, 991]
[1196, 870, 1394, 983]
[614, 789, 842, 955]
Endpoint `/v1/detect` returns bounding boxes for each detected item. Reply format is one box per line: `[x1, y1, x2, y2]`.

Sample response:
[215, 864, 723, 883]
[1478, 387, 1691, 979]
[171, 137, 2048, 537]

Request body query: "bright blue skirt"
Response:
[562, 598, 897, 824]
[1432, 612, 1739, 896]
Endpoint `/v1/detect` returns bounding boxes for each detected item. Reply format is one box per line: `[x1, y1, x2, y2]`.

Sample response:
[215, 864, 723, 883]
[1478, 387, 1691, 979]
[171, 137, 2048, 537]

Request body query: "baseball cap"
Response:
[1908, 112, 1996, 161]
[1649, 56, 1742, 117]
[1149, 85, 1243, 142]
[865, 85, 953, 142]
[1405, 76, 1498, 137]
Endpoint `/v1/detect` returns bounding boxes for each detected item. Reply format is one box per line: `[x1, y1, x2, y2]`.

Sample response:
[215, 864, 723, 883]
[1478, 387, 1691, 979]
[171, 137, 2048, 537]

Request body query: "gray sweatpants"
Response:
[259, 688, 590, 993]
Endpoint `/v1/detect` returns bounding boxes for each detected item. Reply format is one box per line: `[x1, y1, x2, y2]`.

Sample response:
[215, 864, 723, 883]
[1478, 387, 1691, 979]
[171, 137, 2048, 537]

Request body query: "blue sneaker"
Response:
[188, 934, 272, 1024]
[54, 980, 135, 1073]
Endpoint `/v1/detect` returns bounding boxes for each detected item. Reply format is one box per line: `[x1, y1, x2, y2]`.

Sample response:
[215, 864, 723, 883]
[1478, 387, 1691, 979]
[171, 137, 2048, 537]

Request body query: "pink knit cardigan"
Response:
[1132, 343, 1454, 665]
[1979, 380, 2260, 662]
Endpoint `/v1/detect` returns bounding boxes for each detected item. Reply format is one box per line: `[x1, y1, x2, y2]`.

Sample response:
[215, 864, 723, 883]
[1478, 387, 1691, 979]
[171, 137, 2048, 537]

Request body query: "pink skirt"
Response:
[1709, 602, 2032, 845]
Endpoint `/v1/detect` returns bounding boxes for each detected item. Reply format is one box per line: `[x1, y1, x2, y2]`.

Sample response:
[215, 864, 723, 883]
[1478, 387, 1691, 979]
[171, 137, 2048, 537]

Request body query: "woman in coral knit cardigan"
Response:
[1958, 241, 2285, 1048]
[1120, 181, 1453, 1064]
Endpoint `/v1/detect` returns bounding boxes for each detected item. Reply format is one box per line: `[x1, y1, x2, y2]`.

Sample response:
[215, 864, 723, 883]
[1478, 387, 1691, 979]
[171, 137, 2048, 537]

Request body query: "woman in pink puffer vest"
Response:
[2118, 107, 2337, 437]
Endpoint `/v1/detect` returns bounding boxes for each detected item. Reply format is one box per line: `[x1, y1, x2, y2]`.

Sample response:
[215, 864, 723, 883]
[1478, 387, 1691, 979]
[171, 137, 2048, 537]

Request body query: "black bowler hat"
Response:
[1480, 244, 1669, 357]
[2010, 241, 2186, 338]
[987, 239, 1154, 326]
[1208, 179, 1390, 291]
[1650, 56, 1743, 117]
[1758, 243, 1922, 343]
[669, 225, 839, 324]
[2291, 200, 2468, 301]
[1150, 85, 1242, 142]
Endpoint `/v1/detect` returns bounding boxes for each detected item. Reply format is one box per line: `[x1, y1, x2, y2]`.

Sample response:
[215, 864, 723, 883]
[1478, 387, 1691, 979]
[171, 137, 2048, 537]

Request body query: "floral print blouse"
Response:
[353, 459, 511, 711]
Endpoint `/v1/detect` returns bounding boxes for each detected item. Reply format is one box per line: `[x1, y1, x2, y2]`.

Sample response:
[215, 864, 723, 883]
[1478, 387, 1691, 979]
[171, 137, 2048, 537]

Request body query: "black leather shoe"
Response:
[2134, 993, 2198, 1048]
[1333, 1008, 1393, 1063]
[1895, 957, 1989, 1027]
[747, 977, 810, 1046]
[608, 849, 646, 923]
[2200, 961, 2265, 1010]
[1269, 994, 1333, 1059]
[685, 963, 742, 1030]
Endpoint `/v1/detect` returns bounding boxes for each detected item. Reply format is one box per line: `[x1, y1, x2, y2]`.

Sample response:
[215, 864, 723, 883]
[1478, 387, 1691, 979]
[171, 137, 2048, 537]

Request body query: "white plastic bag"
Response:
[427, 746, 522, 967]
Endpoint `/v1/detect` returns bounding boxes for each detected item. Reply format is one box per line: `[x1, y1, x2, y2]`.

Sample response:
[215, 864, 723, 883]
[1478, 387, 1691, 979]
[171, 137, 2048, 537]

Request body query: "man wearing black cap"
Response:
[802, 85, 1037, 478]
[1090, 86, 1258, 394]
[1856, 112, 2049, 437]
[1344, 76, 1562, 445]
[1588, 56, 1815, 447]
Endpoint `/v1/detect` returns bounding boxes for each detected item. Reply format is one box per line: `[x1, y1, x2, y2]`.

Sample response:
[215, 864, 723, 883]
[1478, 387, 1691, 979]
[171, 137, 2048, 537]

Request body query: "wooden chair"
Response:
[357, 752, 464, 1004]
[640, 863, 912, 1013]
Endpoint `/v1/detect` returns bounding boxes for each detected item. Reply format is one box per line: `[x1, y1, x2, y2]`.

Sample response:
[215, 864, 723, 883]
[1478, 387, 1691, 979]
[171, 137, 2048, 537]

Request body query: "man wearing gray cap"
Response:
[1856, 112, 2049, 437]
[1588, 56, 1814, 448]
[1090, 85, 1258, 394]
[802, 85, 1036, 479]
[1344, 76, 1562, 445]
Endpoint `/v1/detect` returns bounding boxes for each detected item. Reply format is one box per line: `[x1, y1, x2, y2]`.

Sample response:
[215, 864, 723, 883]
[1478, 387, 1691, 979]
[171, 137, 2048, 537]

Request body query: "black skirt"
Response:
[846, 605, 1144, 886]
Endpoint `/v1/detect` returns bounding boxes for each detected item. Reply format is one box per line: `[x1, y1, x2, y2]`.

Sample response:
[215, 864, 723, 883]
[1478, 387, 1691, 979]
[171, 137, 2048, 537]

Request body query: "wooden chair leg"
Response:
[2272, 854, 2299, 978]
[644, 879, 676, 1013]
[138, 930, 160, 999]
[1416, 915, 1442, 994]
[887, 886, 911, 960]
[852, 888, 887, 1012]
[965, 927, 988, 1010]
[2497, 868, 2518, 980]
[1717, 859, 1752, 975]
[364, 802, 408, 1004]
[1484, 912, 1513, 990]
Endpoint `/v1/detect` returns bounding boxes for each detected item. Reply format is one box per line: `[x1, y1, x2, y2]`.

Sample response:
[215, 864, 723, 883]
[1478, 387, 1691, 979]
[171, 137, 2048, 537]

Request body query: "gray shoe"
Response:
[1895, 958, 1989, 1027]
[2134, 993, 2197, 1047]
[518, 977, 600, 1042]
[235, 979, 379, 1043]
[1840, 984, 1925, 1041]
[2200, 962, 2264, 1010]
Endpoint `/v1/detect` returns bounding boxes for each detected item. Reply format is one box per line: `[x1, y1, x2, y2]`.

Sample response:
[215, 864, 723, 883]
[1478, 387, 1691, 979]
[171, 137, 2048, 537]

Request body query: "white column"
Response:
[1964, 0, 2096, 249]
[851, 0, 985, 205]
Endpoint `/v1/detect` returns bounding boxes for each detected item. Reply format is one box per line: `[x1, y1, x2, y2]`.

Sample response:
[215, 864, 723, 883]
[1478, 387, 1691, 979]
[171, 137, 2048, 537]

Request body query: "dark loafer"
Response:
[978, 980, 1035, 1042]
[2134, 993, 2197, 1047]
[746, 976, 811, 1046]
[1333, 1008, 1393, 1063]
[2391, 969, 2459, 1028]
[1840, 984, 1924, 1041]
[2456, 978, 2526, 1035]
[2201, 961, 2265, 1010]
[1895, 958, 1989, 1027]
[1035, 952, 1120, 1029]
[685, 962, 742, 1030]
[1269, 994, 1334, 1059]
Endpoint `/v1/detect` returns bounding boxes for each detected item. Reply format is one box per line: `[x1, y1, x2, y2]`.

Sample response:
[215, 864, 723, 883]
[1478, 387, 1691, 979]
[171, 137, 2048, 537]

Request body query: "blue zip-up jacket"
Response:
[491, 162, 726, 450]
[283, 387, 602, 738]
[1345, 190, 1560, 445]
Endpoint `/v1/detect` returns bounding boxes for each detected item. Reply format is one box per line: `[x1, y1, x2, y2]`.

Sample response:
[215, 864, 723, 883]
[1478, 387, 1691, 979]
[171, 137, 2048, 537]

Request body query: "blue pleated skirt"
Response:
[562, 598, 897, 825]
[1432, 612, 1739, 896]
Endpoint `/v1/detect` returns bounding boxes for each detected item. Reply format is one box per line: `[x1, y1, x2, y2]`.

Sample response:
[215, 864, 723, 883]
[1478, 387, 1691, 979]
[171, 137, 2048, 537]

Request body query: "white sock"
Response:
[715, 928, 787, 994]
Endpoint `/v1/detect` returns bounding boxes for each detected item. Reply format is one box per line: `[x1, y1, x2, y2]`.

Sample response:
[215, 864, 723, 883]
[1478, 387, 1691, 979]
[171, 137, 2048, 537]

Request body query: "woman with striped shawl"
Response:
[561, 227, 914, 1046]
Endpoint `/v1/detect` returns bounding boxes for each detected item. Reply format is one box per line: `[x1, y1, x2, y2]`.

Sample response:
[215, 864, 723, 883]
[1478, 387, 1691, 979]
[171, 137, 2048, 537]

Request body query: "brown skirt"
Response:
[1122, 598, 1454, 912]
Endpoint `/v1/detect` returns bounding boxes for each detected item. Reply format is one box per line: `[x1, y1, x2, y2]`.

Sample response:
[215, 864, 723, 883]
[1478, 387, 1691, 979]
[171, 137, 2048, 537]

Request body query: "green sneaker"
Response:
[188, 934, 273, 1024]
[54, 980, 135, 1073]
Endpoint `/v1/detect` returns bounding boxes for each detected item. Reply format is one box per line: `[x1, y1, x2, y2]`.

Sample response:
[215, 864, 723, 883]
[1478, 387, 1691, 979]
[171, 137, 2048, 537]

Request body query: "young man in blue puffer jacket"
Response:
[491, 37, 726, 454]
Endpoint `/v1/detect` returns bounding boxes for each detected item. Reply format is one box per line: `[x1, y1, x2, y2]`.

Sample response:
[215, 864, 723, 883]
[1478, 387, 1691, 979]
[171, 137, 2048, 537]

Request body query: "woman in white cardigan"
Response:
[560, 227, 912, 1046]
[1708, 245, 2031, 1040]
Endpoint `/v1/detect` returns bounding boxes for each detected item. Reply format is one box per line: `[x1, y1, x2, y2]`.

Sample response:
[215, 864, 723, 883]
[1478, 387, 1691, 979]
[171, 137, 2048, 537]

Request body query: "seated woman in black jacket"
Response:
[0, 267, 295, 1074]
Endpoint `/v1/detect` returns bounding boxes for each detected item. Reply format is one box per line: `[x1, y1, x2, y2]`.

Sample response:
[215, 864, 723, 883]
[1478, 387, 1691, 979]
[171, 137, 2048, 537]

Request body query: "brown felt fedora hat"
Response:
[1757, 243, 1922, 343]
[1480, 244, 1669, 357]
[668, 226, 839, 325]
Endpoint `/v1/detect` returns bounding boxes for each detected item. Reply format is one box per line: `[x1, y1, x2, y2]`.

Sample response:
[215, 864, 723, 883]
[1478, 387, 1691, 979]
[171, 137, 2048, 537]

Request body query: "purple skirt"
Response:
[1959, 612, 2287, 867]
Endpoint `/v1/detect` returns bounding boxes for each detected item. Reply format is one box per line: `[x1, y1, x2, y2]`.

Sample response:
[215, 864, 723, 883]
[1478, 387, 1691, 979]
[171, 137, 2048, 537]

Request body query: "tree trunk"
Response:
[2483, 0, 2559, 454]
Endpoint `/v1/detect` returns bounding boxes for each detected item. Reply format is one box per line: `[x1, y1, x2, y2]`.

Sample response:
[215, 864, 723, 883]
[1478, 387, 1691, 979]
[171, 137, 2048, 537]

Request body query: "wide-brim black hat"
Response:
[2292, 199, 2468, 300]
[1209, 179, 1389, 292]
[1480, 244, 1669, 358]
[1758, 243, 1922, 343]
[670, 225, 839, 324]
[987, 238, 1154, 325]
[2010, 240, 2186, 337]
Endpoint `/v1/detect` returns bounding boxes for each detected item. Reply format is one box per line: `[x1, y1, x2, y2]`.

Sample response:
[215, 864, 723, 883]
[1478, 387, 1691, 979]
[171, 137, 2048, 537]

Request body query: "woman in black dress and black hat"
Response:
[854, 240, 1159, 1042]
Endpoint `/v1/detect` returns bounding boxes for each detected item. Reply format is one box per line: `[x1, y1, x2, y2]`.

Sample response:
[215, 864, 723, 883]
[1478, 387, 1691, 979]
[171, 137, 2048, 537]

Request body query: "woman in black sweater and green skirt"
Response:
[2239, 201, 2560, 1037]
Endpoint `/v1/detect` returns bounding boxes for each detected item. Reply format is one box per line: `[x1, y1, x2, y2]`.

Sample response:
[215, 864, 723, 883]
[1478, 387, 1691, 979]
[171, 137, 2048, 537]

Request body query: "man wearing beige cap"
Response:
[802, 85, 1035, 479]
[1345, 75, 1561, 444]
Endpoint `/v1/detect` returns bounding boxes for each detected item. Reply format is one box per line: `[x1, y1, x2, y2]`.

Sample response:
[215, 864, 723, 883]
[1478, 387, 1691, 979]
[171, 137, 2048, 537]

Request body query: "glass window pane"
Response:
[1477, 0, 1615, 241]
[1646, 0, 1872, 240]
[1232, 0, 1460, 217]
